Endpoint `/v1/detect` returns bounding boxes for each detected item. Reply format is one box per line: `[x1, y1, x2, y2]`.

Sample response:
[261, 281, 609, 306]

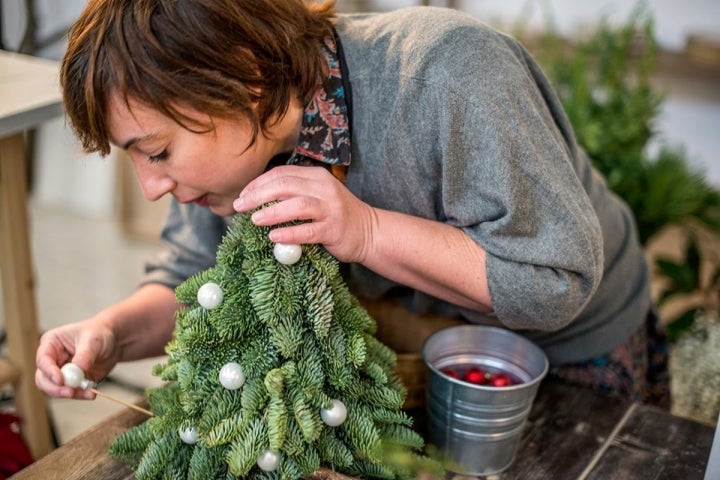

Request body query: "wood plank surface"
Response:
[11, 382, 715, 479]
[10, 403, 142, 480]
[490, 382, 630, 480]
[587, 404, 714, 479]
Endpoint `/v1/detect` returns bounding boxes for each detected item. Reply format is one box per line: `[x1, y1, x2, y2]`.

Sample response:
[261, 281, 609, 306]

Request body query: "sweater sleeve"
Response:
[339, 9, 604, 332]
[141, 200, 229, 290]
[438, 34, 604, 331]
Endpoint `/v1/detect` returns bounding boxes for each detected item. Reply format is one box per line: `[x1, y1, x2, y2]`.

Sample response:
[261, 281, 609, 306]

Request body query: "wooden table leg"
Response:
[0, 132, 55, 459]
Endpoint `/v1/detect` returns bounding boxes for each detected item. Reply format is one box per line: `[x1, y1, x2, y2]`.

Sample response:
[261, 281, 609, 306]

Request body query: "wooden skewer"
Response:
[88, 388, 155, 417]
[61, 363, 154, 417]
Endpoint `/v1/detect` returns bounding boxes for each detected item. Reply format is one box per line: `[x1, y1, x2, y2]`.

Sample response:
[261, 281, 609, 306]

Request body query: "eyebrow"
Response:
[122, 133, 159, 150]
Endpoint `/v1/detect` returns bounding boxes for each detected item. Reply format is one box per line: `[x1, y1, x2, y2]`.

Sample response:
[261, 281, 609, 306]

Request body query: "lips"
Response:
[193, 194, 210, 207]
[179, 194, 209, 207]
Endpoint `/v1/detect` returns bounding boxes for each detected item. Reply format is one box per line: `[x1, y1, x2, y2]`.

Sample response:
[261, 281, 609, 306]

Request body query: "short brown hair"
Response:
[62, 0, 337, 156]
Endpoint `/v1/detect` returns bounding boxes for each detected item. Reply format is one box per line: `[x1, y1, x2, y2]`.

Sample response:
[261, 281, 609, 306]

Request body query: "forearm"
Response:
[362, 208, 493, 313]
[96, 283, 180, 361]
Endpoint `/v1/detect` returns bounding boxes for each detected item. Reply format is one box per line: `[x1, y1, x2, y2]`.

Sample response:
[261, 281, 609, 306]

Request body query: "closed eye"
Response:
[148, 149, 169, 164]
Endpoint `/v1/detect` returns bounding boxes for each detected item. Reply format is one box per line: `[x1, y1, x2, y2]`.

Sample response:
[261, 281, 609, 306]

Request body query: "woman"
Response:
[36, 0, 654, 403]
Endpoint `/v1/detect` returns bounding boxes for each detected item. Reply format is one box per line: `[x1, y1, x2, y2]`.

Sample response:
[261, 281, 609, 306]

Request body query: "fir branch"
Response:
[135, 430, 181, 480]
[369, 408, 413, 427]
[267, 395, 288, 451]
[345, 459, 395, 480]
[295, 341, 326, 397]
[240, 377, 269, 417]
[346, 333, 367, 368]
[377, 424, 424, 450]
[207, 285, 254, 343]
[177, 358, 198, 391]
[204, 411, 245, 447]
[198, 389, 243, 434]
[304, 243, 340, 279]
[188, 446, 228, 480]
[306, 269, 334, 340]
[278, 455, 305, 480]
[282, 420, 307, 457]
[343, 410, 382, 463]
[350, 381, 404, 410]
[239, 330, 280, 379]
[109, 419, 152, 464]
[152, 361, 178, 382]
[321, 325, 353, 389]
[362, 361, 388, 384]
[270, 314, 306, 358]
[249, 260, 281, 326]
[316, 433, 354, 468]
[362, 335, 397, 370]
[292, 397, 322, 442]
[162, 445, 193, 480]
[292, 446, 322, 477]
[226, 419, 268, 477]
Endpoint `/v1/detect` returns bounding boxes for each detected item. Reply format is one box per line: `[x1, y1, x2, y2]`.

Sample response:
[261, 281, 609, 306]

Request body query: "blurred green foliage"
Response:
[521, 4, 720, 334]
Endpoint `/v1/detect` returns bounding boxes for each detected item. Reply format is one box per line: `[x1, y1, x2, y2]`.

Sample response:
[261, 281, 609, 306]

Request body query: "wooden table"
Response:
[0, 50, 64, 459]
[11, 381, 716, 479]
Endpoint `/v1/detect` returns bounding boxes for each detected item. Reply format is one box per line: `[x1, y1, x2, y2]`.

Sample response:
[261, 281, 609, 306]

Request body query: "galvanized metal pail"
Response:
[422, 325, 549, 476]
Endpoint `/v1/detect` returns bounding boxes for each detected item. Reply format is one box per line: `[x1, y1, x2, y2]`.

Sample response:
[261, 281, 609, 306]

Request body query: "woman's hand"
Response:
[233, 165, 377, 263]
[233, 165, 493, 312]
[35, 284, 179, 399]
[35, 318, 122, 399]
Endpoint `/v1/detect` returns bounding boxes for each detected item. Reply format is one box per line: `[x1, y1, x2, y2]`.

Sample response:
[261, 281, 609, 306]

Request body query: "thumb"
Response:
[69, 337, 101, 380]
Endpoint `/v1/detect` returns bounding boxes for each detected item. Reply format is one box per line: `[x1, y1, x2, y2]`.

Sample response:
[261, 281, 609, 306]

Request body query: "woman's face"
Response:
[106, 95, 302, 216]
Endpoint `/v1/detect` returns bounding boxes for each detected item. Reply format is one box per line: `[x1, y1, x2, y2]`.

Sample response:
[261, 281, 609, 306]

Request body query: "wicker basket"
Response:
[359, 298, 464, 410]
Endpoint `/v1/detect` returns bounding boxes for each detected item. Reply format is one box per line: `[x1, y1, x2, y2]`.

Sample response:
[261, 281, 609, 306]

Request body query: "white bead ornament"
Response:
[273, 243, 302, 265]
[60, 363, 155, 417]
[320, 399, 347, 427]
[178, 426, 199, 445]
[197, 282, 223, 309]
[60, 363, 96, 390]
[61, 363, 85, 388]
[257, 449, 281, 472]
[218, 362, 245, 390]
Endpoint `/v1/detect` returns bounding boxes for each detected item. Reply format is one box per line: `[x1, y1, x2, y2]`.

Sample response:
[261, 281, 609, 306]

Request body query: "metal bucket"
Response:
[422, 325, 549, 476]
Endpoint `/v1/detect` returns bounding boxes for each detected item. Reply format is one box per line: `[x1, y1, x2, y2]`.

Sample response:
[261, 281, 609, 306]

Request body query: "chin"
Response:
[209, 205, 236, 217]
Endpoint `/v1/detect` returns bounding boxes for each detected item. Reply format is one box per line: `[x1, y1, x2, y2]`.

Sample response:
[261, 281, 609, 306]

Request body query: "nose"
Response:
[134, 163, 176, 201]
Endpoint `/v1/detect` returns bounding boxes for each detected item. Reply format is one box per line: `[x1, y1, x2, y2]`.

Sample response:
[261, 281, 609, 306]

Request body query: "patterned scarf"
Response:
[288, 34, 351, 167]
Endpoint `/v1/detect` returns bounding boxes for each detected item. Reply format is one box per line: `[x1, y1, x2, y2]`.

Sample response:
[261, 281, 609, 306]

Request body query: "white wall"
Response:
[3, 0, 119, 218]
[443, 0, 720, 187]
[3, 0, 719, 219]
[456, 0, 720, 52]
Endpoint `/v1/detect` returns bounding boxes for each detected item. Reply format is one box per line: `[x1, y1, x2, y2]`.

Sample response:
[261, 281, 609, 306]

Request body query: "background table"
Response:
[0, 49, 64, 459]
[10, 381, 715, 479]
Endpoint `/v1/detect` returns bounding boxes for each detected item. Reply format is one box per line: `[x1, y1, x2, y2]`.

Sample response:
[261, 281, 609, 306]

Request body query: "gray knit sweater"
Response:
[143, 7, 651, 364]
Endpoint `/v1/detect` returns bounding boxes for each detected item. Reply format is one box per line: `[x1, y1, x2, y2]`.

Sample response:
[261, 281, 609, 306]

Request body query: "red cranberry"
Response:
[490, 373, 513, 387]
[441, 368, 460, 379]
[463, 367, 486, 384]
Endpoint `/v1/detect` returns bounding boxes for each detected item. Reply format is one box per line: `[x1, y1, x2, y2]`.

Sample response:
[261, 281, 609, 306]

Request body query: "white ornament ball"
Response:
[218, 362, 245, 390]
[320, 399, 347, 427]
[257, 449, 281, 472]
[178, 426, 198, 445]
[273, 243, 302, 265]
[61, 363, 85, 388]
[197, 282, 223, 309]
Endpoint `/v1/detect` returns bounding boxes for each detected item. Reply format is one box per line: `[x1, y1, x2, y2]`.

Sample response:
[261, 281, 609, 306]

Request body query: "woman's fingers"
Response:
[234, 165, 335, 213]
[35, 364, 94, 399]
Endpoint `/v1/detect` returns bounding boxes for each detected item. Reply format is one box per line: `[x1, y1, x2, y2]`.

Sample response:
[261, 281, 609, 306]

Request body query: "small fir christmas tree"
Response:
[109, 208, 434, 479]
